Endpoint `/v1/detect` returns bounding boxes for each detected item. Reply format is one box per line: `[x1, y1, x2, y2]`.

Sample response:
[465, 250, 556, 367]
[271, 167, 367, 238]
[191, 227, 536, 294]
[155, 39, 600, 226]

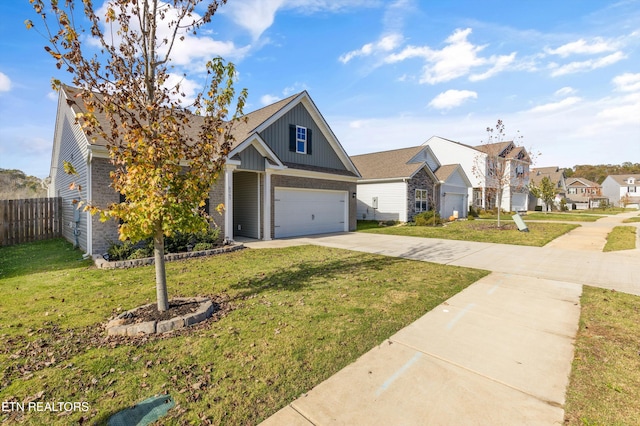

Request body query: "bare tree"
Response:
[472, 120, 532, 227]
[28, 0, 247, 312]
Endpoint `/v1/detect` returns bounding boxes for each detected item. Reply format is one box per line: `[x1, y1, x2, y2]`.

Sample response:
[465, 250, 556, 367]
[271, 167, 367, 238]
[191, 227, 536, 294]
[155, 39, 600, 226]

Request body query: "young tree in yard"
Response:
[28, 0, 247, 312]
[528, 176, 556, 213]
[473, 119, 531, 228]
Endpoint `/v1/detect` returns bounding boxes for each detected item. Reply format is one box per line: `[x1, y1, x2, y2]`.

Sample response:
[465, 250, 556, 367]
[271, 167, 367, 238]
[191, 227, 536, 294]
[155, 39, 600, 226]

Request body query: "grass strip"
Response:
[603, 226, 636, 252]
[358, 220, 578, 247]
[564, 287, 640, 425]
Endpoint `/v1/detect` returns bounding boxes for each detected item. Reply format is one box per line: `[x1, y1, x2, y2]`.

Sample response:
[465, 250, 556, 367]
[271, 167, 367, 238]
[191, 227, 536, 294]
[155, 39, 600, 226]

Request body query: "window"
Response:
[568, 187, 577, 194]
[629, 186, 637, 193]
[415, 189, 428, 212]
[515, 164, 524, 178]
[296, 126, 307, 153]
[289, 124, 312, 155]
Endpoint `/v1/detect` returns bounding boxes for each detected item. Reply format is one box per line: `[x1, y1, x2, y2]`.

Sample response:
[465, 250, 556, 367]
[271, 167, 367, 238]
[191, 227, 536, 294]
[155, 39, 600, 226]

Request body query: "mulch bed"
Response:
[123, 299, 203, 324]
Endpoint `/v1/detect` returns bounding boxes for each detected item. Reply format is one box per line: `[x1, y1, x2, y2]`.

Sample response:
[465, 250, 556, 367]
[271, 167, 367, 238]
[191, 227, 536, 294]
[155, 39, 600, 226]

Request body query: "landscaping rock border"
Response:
[93, 243, 244, 269]
[106, 297, 215, 336]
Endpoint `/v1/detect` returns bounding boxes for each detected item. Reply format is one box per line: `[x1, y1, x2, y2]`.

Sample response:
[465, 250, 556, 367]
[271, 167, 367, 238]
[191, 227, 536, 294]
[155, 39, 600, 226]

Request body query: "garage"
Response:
[274, 188, 348, 238]
[442, 193, 465, 219]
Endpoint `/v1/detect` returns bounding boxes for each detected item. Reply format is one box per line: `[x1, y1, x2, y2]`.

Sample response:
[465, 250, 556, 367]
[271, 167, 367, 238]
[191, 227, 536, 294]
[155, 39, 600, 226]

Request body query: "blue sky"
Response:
[1, 0, 639, 179]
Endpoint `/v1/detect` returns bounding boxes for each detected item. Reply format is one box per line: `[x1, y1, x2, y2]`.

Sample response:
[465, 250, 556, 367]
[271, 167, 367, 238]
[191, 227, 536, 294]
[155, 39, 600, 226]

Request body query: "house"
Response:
[351, 145, 471, 222]
[565, 177, 606, 209]
[422, 136, 531, 212]
[48, 86, 361, 255]
[528, 166, 567, 210]
[601, 174, 640, 209]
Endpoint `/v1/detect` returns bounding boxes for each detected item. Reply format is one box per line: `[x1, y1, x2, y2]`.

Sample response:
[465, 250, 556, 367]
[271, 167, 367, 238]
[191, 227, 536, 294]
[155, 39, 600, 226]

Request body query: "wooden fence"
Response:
[0, 197, 63, 247]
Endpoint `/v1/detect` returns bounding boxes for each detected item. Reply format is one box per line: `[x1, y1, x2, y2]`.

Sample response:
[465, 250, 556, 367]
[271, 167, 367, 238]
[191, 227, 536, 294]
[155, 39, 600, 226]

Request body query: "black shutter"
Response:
[289, 124, 296, 152]
[307, 128, 312, 155]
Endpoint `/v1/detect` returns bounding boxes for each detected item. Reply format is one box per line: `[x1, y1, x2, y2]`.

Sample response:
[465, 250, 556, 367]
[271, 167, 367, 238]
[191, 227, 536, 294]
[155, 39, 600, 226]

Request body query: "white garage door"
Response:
[274, 188, 348, 238]
[443, 193, 465, 219]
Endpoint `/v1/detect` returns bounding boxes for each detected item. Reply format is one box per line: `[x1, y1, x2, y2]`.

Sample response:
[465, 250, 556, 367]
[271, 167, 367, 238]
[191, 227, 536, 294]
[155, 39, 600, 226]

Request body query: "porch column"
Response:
[263, 168, 273, 240]
[224, 164, 236, 242]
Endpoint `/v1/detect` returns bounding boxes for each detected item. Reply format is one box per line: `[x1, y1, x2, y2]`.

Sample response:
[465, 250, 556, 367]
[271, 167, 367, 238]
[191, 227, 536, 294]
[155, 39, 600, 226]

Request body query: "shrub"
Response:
[129, 248, 152, 259]
[414, 210, 441, 226]
[193, 242, 215, 251]
[468, 205, 479, 218]
[106, 240, 136, 261]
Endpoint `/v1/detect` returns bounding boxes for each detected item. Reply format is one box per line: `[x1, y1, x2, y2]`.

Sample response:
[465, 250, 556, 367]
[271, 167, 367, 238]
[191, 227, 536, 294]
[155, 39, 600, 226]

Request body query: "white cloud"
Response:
[469, 52, 516, 81]
[384, 28, 515, 84]
[163, 73, 202, 106]
[260, 94, 281, 105]
[528, 96, 582, 113]
[550, 51, 627, 77]
[554, 87, 577, 97]
[613, 73, 640, 92]
[339, 33, 403, 64]
[428, 89, 477, 110]
[545, 37, 619, 57]
[225, 0, 377, 40]
[91, 1, 250, 68]
[0, 71, 11, 92]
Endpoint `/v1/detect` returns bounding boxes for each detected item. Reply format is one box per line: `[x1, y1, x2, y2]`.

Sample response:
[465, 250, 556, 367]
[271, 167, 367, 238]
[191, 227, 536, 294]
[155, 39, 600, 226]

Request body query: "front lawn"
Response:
[564, 287, 640, 425]
[0, 239, 487, 425]
[622, 214, 640, 223]
[603, 226, 637, 252]
[520, 212, 604, 222]
[358, 220, 579, 246]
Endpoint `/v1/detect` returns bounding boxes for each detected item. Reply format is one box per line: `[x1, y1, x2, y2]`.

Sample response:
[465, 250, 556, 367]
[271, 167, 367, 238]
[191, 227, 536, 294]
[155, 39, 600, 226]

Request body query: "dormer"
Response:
[627, 177, 635, 185]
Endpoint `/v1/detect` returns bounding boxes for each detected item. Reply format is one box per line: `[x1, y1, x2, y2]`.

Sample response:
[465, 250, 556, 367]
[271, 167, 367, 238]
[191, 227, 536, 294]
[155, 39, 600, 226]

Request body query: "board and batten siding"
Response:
[356, 181, 407, 222]
[52, 109, 90, 252]
[237, 145, 265, 171]
[233, 171, 260, 239]
[259, 103, 346, 171]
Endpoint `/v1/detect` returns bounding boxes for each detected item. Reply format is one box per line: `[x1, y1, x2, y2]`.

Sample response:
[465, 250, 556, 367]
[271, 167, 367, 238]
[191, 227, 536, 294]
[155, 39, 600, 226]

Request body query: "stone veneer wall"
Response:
[270, 174, 357, 236]
[406, 168, 438, 222]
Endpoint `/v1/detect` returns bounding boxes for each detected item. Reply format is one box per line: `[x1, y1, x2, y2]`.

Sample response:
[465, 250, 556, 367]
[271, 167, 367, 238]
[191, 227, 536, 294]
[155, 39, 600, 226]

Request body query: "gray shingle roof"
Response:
[350, 146, 427, 179]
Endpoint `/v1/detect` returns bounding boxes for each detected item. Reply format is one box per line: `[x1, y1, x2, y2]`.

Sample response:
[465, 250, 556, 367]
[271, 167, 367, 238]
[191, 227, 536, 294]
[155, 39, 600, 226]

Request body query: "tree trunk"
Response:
[154, 224, 169, 312]
[496, 187, 502, 227]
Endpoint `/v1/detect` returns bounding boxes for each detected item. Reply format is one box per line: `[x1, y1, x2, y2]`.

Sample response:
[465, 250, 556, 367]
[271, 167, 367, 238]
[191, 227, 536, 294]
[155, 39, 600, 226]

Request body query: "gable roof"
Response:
[434, 164, 459, 181]
[530, 166, 565, 186]
[566, 177, 600, 188]
[56, 86, 360, 176]
[351, 146, 432, 180]
[604, 174, 640, 185]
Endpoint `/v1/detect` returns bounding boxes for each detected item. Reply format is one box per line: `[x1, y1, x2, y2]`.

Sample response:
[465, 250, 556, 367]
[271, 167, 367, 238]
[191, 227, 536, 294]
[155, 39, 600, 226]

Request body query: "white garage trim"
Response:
[274, 187, 348, 238]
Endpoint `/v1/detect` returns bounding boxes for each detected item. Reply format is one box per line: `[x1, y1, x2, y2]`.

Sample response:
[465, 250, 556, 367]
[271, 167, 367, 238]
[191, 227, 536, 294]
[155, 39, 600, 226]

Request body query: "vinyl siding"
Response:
[356, 181, 407, 222]
[259, 103, 346, 170]
[233, 171, 260, 238]
[52, 111, 90, 252]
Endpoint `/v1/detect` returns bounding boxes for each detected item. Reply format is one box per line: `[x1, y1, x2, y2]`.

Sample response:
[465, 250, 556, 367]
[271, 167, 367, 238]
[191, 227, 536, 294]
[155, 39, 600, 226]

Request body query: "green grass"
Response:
[358, 220, 579, 246]
[622, 215, 640, 223]
[603, 226, 637, 252]
[564, 287, 640, 425]
[522, 212, 604, 222]
[0, 239, 487, 425]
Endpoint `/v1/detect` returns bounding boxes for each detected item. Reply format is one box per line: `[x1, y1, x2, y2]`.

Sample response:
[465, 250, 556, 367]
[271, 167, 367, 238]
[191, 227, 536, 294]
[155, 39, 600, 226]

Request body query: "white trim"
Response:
[228, 134, 284, 168]
[276, 166, 359, 183]
[264, 168, 272, 240]
[224, 164, 236, 241]
[86, 158, 93, 255]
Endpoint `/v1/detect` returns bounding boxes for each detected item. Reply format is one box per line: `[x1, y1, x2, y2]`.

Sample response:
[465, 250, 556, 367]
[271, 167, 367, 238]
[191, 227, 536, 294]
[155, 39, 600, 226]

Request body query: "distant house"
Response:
[528, 166, 567, 210]
[48, 86, 360, 255]
[565, 177, 606, 209]
[422, 136, 531, 212]
[351, 145, 471, 222]
[601, 174, 640, 209]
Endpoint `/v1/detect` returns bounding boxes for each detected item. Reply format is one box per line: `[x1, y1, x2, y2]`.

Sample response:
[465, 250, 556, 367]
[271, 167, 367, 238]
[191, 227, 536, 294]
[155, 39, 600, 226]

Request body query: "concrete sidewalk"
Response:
[255, 211, 639, 425]
[261, 273, 582, 426]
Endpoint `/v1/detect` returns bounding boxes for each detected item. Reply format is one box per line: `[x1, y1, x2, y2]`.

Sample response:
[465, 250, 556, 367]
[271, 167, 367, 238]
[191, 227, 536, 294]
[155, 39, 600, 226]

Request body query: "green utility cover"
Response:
[108, 394, 175, 426]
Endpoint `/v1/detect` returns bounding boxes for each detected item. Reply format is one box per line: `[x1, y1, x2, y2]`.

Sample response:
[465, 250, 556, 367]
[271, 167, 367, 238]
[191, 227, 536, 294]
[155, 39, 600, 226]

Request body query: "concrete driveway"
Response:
[253, 211, 639, 425]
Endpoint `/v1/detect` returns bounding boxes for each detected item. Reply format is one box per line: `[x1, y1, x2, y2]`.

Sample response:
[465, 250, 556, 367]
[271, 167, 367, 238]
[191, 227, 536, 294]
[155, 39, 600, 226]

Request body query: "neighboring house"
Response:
[48, 86, 361, 255]
[565, 177, 606, 209]
[351, 145, 471, 222]
[528, 166, 567, 210]
[601, 174, 640, 209]
[422, 136, 531, 212]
